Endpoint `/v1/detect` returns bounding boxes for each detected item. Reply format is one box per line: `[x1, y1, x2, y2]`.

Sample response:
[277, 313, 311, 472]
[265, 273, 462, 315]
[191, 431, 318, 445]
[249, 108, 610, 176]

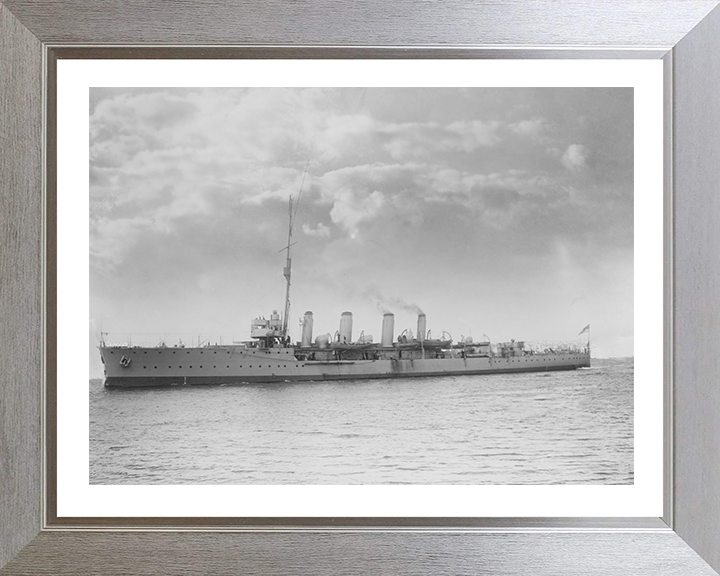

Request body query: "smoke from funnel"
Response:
[363, 286, 424, 316]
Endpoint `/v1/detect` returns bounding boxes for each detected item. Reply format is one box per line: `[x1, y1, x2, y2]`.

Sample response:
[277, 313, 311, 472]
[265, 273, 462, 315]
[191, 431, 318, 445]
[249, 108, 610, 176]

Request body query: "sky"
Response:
[89, 87, 633, 376]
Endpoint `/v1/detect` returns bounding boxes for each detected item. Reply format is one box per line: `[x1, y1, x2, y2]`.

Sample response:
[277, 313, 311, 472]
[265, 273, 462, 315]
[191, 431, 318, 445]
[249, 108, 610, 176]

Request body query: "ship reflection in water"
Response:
[90, 357, 633, 485]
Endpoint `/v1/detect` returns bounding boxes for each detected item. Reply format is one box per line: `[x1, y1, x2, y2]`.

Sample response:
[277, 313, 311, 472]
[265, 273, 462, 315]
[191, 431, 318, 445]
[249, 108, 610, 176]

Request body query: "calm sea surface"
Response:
[90, 358, 633, 484]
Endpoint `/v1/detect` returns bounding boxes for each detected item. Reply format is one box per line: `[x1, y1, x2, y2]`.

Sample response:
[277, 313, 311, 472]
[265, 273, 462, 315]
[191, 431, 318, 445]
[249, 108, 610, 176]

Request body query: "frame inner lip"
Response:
[43, 47, 670, 530]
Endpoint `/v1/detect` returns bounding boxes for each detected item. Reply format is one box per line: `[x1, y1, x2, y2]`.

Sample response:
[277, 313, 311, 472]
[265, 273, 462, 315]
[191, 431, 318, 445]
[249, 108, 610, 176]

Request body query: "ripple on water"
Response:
[90, 358, 634, 485]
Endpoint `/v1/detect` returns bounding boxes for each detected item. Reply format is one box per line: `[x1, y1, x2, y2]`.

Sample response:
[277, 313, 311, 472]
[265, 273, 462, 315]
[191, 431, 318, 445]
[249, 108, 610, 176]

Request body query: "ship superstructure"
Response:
[99, 195, 590, 388]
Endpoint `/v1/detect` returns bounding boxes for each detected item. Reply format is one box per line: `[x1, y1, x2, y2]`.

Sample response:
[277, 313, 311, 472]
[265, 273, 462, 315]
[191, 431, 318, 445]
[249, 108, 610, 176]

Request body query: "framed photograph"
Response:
[2, 1, 720, 575]
[66, 61, 658, 519]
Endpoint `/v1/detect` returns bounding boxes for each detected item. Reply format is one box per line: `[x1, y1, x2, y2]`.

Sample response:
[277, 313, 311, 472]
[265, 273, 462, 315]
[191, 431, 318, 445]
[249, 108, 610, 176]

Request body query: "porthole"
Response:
[190, 366, 193, 369]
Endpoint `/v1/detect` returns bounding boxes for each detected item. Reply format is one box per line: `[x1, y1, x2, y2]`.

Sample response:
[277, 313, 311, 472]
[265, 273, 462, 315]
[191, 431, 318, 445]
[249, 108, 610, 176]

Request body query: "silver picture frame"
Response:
[1, 1, 720, 574]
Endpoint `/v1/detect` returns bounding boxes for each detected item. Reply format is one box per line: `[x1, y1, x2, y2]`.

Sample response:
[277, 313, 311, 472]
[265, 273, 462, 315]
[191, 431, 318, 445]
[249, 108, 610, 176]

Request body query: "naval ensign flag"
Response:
[578, 324, 590, 336]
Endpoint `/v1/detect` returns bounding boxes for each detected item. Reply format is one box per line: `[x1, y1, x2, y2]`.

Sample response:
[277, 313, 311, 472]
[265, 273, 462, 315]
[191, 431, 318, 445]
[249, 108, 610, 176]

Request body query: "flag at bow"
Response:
[578, 324, 590, 336]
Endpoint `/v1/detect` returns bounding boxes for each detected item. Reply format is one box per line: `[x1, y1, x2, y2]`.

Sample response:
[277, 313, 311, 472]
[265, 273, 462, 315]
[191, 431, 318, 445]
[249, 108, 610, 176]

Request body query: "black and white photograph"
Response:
[89, 86, 634, 486]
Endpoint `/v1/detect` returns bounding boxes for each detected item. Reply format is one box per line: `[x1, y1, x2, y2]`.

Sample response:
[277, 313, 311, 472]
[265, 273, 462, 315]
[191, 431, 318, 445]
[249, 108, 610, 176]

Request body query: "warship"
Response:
[99, 197, 590, 388]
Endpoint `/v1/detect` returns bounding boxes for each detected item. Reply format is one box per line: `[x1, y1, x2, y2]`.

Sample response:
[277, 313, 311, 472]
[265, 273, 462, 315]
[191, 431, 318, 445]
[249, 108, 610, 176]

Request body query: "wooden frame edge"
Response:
[2, 1, 720, 574]
[0, 1, 43, 569]
[670, 3, 720, 571]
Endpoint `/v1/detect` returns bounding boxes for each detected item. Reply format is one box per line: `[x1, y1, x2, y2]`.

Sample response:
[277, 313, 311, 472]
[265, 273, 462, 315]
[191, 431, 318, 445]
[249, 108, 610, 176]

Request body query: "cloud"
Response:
[509, 117, 549, 138]
[384, 120, 500, 160]
[561, 144, 589, 171]
[445, 120, 501, 150]
[93, 89, 573, 270]
[90, 216, 156, 269]
[302, 222, 331, 237]
[329, 188, 386, 238]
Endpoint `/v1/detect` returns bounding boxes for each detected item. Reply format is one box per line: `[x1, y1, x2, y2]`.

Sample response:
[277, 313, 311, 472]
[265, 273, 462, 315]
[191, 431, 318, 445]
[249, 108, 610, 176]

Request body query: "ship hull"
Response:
[104, 364, 582, 388]
[100, 345, 590, 388]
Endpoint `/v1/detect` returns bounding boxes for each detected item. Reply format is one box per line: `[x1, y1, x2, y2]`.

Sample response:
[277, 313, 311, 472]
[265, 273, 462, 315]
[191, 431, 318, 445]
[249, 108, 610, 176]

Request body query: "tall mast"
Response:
[280, 161, 309, 342]
[281, 195, 293, 340]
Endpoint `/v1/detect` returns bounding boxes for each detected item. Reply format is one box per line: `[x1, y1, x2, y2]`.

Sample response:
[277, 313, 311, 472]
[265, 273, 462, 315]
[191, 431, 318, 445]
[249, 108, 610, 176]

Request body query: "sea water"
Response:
[89, 357, 633, 484]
